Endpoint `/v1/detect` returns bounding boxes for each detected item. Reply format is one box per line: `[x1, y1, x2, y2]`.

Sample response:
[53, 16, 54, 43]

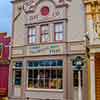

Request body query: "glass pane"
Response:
[59, 23, 63, 32]
[15, 70, 21, 85]
[45, 79, 49, 88]
[29, 37, 32, 43]
[33, 61, 39, 67]
[57, 60, 63, 66]
[50, 60, 56, 66]
[34, 79, 38, 88]
[15, 61, 23, 67]
[28, 70, 32, 77]
[15, 79, 21, 85]
[45, 34, 49, 41]
[45, 60, 51, 66]
[41, 34, 49, 42]
[28, 78, 33, 88]
[32, 36, 36, 43]
[34, 69, 38, 79]
[56, 33, 63, 41]
[55, 23, 63, 32]
[45, 69, 50, 78]
[56, 79, 62, 89]
[51, 69, 56, 78]
[15, 70, 21, 77]
[32, 28, 36, 35]
[29, 28, 32, 35]
[29, 27, 36, 35]
[57, 69, 62, 78]
[40, 60, 45, 66]
[28, 61, 33, 67]
[39, 70, 44, 88]
[41, 25, 48, 33]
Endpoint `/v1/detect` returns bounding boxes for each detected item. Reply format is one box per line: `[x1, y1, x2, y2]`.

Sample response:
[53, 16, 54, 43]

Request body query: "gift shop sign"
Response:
[27, 43, 66, 56]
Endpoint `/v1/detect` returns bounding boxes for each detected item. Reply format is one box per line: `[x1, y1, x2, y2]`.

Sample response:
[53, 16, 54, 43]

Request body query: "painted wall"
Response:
[13, 1, 26, 46]
[67, 0, 85, 42]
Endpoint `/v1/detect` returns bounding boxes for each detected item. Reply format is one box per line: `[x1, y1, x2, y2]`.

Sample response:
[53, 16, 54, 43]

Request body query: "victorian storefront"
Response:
[0, 32, 10, 100]
[9, 0, 86, 100]
[83, 0, 100, 100]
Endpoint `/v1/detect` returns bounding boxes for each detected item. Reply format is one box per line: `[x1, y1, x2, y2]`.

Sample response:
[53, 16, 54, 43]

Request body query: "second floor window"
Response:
[28, 27, 36, 44]
[54, 23, 64, 41]
[40, 25, 49, 42]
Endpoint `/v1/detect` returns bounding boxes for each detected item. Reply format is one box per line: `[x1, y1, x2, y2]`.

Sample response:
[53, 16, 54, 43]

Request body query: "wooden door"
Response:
[95, 54, 100, 100]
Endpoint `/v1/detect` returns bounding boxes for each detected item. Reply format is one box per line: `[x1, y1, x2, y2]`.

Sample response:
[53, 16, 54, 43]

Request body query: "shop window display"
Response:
[27, 60, 63, 89]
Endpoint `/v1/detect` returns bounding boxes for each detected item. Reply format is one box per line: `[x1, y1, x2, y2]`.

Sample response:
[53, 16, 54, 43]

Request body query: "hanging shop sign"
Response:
[27, 43, 66, 56]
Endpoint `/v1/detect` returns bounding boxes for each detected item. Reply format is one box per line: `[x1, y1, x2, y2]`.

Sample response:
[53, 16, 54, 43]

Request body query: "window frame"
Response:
[54, 22, 64, 42]
[13, 61, 23, 86]
[27, 60, 63, 90]
[40, 24, 49, 43]
[28, 26, 37, 44]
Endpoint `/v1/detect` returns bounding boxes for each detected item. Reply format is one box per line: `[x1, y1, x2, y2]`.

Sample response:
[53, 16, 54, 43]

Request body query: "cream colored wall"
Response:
[67, 0, 85, 42]
[13, 2, 26, 47]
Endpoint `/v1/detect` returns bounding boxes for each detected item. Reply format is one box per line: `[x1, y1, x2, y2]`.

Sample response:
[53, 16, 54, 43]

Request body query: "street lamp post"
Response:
[72, 56, 84, 100]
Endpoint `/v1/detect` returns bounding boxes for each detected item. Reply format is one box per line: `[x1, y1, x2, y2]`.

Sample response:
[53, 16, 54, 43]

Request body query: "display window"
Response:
[27, 60, 63, 89]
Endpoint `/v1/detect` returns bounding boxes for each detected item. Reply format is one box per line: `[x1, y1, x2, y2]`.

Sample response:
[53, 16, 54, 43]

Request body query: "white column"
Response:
[90, 55, 96, 100]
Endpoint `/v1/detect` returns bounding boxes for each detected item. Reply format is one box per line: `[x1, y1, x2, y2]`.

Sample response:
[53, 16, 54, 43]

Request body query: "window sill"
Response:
[26, 88, 63, 92]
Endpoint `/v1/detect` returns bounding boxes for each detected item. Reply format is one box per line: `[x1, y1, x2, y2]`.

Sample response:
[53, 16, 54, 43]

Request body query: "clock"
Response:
[40, 6, 49, 16]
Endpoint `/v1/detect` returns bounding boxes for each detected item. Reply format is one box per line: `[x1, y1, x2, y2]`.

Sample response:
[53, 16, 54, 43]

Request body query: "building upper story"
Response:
[83, 0, 100, 44]
[12, 0, 85, 47]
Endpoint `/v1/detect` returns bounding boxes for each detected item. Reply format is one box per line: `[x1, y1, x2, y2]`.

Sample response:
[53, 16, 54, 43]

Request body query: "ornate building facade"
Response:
[83, 0, 100, 100]
[9, 0, 86, 100]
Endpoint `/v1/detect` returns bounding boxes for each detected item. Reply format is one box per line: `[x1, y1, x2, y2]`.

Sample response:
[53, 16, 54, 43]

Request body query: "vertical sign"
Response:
[0, 44, 3, 58]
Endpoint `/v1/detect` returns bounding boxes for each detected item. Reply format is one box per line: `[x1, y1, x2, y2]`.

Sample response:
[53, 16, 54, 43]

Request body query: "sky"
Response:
[0, 0, 12, 35]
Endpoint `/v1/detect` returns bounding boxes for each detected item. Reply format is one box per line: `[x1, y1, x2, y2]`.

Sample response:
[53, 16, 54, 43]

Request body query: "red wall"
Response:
[0, 64, 9, 96]
[0, 33, 10, 96]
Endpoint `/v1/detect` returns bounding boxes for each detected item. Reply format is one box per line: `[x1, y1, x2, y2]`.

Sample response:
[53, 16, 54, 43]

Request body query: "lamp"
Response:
[72, 56, 84, 100]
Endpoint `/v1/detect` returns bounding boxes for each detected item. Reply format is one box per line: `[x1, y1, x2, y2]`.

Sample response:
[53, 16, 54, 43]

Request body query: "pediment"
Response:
[23, 0, 70, 13]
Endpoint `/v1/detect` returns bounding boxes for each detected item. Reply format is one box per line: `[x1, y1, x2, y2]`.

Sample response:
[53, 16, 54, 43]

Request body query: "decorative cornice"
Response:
[83, 0, 99, 5]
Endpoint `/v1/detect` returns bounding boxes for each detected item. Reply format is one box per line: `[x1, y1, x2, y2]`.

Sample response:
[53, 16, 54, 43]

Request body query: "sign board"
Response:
[27, 43, 66, 56]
